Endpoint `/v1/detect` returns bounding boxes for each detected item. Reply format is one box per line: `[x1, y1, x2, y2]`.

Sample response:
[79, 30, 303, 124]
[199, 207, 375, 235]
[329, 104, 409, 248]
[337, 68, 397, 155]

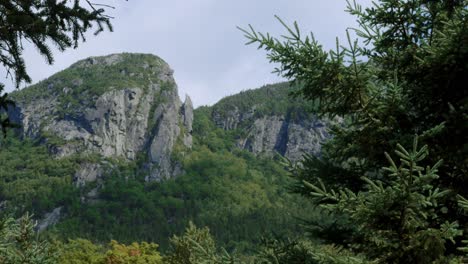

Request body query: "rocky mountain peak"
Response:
[9, 53, 192, 182]
[208, 82, 336, 161]
[6, 54, 334, 185]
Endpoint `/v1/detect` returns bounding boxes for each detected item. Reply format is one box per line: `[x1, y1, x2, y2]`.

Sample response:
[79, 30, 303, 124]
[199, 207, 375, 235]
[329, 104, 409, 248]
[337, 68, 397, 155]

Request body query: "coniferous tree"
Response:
[240, 0, 468, 262]
[0, 213, 57, 264]
[166, 222, 237, 264]
[240, 0, 467, 195]
[0, 0, 115, 136]
[305, 137, 467, 262]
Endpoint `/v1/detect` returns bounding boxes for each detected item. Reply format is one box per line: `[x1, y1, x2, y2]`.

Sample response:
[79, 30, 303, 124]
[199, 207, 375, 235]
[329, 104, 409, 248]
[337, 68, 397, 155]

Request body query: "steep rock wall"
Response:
[212, 106, 330, 161]
[9, 53, 193, 182]
[209, 83, 335, 161]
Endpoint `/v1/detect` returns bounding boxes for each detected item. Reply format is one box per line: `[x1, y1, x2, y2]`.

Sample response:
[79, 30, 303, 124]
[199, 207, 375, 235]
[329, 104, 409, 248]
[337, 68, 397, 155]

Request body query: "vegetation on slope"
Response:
[10, 53, 172, 118]
[1, 0, 466, 262]
[240, 0, 468, 262]
[0, 133, 79, 215]
[0, 91, 317, 254]
[211, 82, 317, 124]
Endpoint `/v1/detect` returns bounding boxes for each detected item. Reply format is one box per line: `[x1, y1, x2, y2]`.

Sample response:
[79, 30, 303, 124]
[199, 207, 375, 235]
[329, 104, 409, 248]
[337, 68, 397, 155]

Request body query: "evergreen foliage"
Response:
[0, 0, 113, 137]
[57, 239, 163, 264]
[211, 82, 316, 122]
[0, 133, 78, 215]
[49, 144, 311, 252]
[0, 213, 57, 264]
[0, 104, 315, 253]
[165, 222, 237, 264]
[240, 0, 468, 262]
[0, 0, 466, 262]
[255, 238, 370, 264]
[305, 137, 467, 263]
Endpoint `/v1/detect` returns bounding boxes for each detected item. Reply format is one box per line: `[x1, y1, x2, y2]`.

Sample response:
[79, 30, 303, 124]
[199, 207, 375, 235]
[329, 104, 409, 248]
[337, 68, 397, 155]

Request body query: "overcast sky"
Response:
[3, 0, 373, 107]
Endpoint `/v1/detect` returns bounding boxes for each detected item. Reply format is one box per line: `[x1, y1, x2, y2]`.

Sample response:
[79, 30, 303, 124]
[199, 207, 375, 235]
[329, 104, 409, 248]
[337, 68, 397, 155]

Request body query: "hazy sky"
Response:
[3, 0, 372, 107]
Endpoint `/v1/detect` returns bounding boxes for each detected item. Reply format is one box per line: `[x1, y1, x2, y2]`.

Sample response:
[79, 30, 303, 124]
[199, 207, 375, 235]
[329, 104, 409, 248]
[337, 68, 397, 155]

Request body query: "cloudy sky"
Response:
[3, 0, 372, 107]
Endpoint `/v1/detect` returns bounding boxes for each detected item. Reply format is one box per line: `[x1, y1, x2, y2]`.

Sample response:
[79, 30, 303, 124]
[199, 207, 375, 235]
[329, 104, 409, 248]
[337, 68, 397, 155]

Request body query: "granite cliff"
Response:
[206, 82, 334, 161]
[9, 53, 193, 182]
[8, 55, 331, 186]
[1, 54, 332, 235]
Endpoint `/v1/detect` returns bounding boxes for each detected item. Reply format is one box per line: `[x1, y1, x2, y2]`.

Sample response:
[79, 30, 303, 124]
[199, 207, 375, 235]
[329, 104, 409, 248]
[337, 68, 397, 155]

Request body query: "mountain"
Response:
[9, 53, 193, 182]
[0, 53, 327, 251]
[206, 82, 333, 161]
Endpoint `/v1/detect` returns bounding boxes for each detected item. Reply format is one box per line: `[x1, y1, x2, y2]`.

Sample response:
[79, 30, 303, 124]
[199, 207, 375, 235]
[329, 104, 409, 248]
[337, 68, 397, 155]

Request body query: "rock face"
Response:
[74, 163, 103, 187]
[146, 92, 193, 181]
[213, 108, 330, 161]
[9, 53, 193, 182]
[36, 207, 62, 232]
[239, 115, 329, 161]
[210, 83, 334, 161]
[8, 55, 327, 184]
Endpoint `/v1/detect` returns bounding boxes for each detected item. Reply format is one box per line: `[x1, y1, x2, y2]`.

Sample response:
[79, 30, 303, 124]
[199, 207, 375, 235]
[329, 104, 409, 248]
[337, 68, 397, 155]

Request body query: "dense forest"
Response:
[0, 0, 467, 263]
[1, 78, 325, 262]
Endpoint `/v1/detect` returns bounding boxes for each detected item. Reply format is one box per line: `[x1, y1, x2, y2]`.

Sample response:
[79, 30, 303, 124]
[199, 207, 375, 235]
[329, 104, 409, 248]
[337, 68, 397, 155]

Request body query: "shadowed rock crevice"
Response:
[273, 115, 290, 156]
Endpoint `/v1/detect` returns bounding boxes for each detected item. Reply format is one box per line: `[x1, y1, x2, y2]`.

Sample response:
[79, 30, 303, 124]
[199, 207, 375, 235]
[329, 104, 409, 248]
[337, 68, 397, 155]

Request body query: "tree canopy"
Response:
[240, 0, 468, 262]
[0, 0, 114, 136]
[0, 0, 467, 262]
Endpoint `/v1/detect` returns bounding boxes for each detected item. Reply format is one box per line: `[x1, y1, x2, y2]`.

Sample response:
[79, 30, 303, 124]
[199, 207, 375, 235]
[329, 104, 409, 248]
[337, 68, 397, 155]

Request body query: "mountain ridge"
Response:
[8, 53, 193, 182]
[203, 82, 335, 161]
[1, 53, 326, 249]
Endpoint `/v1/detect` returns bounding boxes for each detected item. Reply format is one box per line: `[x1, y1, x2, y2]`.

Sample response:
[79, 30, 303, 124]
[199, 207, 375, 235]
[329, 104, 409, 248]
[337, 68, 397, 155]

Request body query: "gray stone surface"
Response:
[74, 163, 103, 187]
[182, 95, 194, 147]
[212, 108, 333, 161]
[9, 54, 192, 183]
[36, 207, 62, 232]
[147, 90, 183, 181]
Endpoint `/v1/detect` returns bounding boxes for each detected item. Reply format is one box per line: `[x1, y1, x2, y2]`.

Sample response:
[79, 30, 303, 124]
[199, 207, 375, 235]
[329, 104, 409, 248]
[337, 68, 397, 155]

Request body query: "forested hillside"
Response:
[0, 0, 467, 263]
[205, 82, 338, 161]
[0, 69, 323, 253]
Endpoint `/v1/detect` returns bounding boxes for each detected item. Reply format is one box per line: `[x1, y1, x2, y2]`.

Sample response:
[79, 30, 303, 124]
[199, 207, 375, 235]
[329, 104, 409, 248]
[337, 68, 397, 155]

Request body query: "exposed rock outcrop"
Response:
[74, 163, 103, 187]
[146, 90, 191, 181]
[214, 110, 331, 161]
[36, 207, 62, 232]
[209, 83, 335, 161]
[9, 53, 193, 182]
